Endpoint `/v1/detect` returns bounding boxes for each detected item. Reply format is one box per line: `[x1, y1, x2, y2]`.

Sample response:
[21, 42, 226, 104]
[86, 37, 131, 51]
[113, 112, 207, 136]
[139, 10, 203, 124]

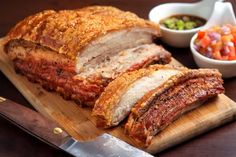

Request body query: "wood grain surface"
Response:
[1, 38, 236, 154]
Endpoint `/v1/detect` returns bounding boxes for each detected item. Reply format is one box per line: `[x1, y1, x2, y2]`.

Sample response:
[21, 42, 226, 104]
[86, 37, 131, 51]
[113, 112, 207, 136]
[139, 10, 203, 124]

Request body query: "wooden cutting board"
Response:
[0, 38, 236, 154]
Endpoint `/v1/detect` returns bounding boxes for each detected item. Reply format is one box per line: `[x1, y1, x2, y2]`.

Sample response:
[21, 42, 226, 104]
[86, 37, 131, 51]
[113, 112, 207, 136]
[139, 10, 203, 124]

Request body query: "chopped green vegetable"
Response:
[185, 21, 197, 29]
[164, 18, 176, 29]
[164, 19, 174, 25]
[161, 14, 206, 30]
[176, 20, 184, 30]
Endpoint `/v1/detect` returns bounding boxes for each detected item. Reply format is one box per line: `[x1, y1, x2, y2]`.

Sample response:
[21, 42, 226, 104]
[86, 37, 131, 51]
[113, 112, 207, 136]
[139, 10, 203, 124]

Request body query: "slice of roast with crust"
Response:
[79, 44, 171, 79]
[4, 6, 171, 106]
[125, 68, 224, 147]
[76, 27, 159, 73]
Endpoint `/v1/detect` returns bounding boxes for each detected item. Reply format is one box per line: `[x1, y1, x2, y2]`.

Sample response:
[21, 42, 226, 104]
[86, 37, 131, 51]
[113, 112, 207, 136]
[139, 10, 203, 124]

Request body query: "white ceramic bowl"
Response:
[190, 2, 236, 78]
[190, 33, 236, 78]
[148, 0, 222, 48]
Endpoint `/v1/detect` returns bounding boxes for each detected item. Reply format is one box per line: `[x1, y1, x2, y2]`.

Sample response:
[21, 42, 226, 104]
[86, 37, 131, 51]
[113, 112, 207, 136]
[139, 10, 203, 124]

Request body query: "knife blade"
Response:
[0, 96, 153, 157]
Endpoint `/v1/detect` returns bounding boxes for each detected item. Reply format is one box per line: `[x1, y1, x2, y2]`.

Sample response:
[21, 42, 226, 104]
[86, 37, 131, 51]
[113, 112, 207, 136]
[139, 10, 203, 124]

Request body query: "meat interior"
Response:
[76, 27, 158, 73]
[111, 69, 180, 125]
[79, 44, 171, 79]
[125, 75, 224, 146]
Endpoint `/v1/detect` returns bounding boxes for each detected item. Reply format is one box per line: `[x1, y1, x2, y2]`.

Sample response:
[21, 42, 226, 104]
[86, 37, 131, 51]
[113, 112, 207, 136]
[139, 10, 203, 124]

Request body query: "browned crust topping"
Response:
[5, 6, 160, 60]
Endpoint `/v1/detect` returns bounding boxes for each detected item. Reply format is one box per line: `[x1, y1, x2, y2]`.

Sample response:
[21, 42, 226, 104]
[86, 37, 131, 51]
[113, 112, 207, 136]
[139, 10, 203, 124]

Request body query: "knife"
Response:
[0, 96, 153, 157]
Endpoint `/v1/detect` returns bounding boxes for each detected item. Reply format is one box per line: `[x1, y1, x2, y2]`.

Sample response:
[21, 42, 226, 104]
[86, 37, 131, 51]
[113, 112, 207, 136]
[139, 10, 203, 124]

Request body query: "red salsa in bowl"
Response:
[194, 24, 236, 61]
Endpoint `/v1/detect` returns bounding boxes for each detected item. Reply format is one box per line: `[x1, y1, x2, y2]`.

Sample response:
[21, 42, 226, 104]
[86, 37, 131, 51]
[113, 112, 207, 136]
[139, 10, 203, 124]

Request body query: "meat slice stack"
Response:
[92, 65, 224, 146]
[4, 6, 171, 106]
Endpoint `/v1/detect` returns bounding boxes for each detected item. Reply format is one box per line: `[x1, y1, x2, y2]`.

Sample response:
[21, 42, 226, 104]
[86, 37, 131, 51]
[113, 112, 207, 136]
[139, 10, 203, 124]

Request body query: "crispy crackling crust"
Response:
[5, 6, 160, 60]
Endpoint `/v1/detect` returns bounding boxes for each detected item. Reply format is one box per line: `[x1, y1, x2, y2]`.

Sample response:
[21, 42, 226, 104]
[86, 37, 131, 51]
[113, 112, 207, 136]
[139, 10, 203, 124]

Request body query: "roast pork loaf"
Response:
[92, 65, 224, 146]
[4, 6, 171, 106]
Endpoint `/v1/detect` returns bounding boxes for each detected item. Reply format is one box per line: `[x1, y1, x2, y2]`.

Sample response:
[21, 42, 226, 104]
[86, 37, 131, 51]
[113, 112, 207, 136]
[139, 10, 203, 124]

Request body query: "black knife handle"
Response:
[0, 96, 69, 147]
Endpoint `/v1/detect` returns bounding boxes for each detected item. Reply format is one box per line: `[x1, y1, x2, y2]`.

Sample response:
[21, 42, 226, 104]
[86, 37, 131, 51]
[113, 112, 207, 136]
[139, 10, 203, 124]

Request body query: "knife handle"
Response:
[0, 96, 69, 147]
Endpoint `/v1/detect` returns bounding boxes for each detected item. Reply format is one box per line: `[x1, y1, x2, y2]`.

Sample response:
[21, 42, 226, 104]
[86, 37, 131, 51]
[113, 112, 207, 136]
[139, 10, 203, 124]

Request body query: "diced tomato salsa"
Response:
[194, 24, 236, 61]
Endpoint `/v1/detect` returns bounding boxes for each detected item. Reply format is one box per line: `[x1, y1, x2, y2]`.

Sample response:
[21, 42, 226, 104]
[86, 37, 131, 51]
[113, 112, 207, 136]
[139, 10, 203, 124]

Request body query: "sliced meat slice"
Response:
[125, 69, 224, 147]
[92, 65, 187, 128]
[79, 44, 171, 79]
[76, 27, 159, 73]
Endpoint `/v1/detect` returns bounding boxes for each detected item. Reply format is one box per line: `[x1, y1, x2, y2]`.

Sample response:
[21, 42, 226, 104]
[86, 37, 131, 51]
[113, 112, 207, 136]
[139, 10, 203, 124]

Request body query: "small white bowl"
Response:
[191, 33, 236, 78]
[149, 0, 223, 48]
[190, 2, 236, 78]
